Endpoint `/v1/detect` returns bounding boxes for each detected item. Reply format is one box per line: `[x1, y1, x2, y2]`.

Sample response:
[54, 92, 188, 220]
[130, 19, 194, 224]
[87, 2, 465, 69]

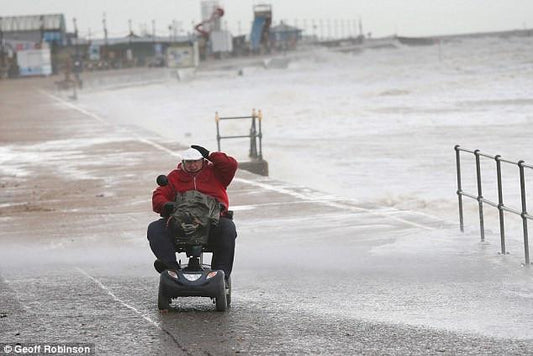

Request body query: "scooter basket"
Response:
[167, 191, 221, 246]
[170, 216, 211, 246]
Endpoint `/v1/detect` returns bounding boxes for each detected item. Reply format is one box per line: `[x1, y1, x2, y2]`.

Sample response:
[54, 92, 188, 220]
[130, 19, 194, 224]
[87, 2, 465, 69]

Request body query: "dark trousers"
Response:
[147, 217, 237, 277]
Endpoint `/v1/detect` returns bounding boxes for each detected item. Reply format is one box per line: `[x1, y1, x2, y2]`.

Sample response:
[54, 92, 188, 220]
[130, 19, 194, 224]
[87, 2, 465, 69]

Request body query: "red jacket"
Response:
[152, 151, 238, 214]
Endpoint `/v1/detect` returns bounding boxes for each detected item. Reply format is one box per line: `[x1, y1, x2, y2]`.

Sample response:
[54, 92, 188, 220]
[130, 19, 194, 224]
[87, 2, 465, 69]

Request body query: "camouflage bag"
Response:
[167, 190, 221, 246]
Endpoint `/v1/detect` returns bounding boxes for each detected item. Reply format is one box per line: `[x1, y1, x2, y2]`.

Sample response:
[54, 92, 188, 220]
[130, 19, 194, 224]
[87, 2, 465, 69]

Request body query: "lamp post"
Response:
[152, 19, 156, 43]
[39, 15, 44, 44]
[73, 17, 79, 60]
[71, 17, 81, 98]
[102, 13, 108, 63]
[0, 17, 5, 73]
[128, 19, 133, 64]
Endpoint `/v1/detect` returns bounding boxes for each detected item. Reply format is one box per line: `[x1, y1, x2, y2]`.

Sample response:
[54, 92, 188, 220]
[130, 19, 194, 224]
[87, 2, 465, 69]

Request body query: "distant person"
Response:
[147, 145, 238, 280]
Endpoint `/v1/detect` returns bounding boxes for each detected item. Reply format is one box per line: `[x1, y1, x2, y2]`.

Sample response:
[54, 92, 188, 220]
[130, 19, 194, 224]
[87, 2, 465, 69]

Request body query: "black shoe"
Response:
[154, 259, 180, 273]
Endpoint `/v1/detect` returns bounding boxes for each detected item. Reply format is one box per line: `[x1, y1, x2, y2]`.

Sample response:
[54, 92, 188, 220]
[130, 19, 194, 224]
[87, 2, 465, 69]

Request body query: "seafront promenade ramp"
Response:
[1, 78, 533, 355]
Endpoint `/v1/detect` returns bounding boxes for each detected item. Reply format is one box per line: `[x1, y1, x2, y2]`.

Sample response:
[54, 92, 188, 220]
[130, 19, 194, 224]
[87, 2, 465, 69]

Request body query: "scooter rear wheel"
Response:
[225, 277, 231, 307]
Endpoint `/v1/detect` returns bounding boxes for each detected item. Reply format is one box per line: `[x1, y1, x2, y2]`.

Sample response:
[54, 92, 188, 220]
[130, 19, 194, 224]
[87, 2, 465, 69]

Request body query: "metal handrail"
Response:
[215, 109, 263, 160]
[455, 145, 532, 265]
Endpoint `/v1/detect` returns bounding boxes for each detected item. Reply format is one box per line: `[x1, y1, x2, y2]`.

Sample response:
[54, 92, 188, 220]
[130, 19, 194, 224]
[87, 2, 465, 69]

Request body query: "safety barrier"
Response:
[455, 145, 532, 265]
[215, 109, 263, 159]
[215, 109, 268, 176]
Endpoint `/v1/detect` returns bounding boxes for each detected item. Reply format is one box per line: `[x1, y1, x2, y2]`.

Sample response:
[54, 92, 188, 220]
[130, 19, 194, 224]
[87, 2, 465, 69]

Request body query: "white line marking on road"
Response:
[43, 90, 439, 231]
[76, 267, 162, 330]
[77, 268, 192, 352]
[41, 90, 108, 124]
[41, 90, 182, 158]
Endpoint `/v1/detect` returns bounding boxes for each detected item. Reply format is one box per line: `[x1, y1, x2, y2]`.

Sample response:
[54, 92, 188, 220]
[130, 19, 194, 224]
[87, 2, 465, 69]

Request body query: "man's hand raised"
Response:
[191, 145, 210, 159]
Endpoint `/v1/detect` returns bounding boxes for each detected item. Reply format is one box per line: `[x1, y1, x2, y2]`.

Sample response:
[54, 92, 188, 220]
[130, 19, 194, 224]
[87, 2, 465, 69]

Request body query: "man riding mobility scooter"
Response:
[147, 146, 238, 312]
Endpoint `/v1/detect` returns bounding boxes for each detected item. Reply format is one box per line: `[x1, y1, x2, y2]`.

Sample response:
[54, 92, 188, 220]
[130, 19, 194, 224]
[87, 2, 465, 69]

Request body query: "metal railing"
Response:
[455, 145, 533, 265]
[215, 109, 263, 160]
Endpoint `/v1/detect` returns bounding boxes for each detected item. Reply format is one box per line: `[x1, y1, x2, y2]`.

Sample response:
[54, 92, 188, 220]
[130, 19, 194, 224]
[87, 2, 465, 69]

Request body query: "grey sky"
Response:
[2, 0, 532, 38]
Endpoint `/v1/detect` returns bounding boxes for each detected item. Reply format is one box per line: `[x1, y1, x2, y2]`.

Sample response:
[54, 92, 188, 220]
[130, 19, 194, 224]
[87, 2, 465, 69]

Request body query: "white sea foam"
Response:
[76, 36, 533, 217]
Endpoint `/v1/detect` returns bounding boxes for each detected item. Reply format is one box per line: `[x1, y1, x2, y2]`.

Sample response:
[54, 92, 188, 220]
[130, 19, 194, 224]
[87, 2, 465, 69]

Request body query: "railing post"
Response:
[474, 150, 485, 242]
[495, 155, 507, 255]
[518, 160, 530, 265]
[455, 145, 464, 232]
[258, 109, 263, 159]
[249, 109, 258, 159]
[215, 111, 221, 151]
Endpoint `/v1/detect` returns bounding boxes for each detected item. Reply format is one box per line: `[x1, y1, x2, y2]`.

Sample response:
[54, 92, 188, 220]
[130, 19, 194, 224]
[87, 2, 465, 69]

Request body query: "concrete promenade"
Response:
[1, 76, 533, 355]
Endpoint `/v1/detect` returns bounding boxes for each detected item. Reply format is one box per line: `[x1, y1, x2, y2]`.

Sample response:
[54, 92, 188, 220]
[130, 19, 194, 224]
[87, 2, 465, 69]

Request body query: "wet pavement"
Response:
[1, 76, 533, 355]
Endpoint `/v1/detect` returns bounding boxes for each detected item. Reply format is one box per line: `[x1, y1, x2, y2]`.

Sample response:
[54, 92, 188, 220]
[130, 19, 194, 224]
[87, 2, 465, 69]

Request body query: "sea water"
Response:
[79, 35, 533, 222]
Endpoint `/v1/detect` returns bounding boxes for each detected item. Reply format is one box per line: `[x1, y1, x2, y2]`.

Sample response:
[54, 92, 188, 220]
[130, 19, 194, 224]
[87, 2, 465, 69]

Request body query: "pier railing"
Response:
[455, 145, 532, 265]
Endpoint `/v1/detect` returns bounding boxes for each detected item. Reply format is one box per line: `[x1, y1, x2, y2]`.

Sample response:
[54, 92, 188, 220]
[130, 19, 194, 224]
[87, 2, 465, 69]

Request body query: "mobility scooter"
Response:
[155, 175, 231, 312]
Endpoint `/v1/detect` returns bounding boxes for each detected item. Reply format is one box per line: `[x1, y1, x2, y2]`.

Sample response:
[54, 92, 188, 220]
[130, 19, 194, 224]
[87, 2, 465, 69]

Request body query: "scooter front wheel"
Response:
[158, 284, 171, 311]
[215, 279, 227, 312]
